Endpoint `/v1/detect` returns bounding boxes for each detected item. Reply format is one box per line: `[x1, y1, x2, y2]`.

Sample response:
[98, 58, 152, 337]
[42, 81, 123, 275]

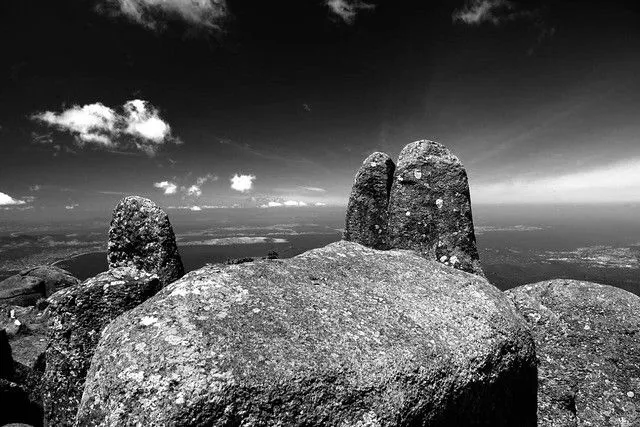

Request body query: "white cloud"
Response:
[186, 173, 217, 197]
[326, 0, 375, 24]
[32, 103, 117, 147]
[230, 174, 255, 193]
[0, 192, 25, 206]
[261, 200, 311, 208]
[315, 202, 327, 206]
[30, 185, 41, 192]
[123, 100, 174, 153]
[187, 185, 202, 197]
[472, 158, 640, 204]
[104, 0, 228, 31]
[154, 181, 178, 195]
[301, 186, 326, 192]
[190, 206, 202, 211]
[284, 200, 308, 207]
[453, 0, 520, 25]
[31, 99, 179, 155]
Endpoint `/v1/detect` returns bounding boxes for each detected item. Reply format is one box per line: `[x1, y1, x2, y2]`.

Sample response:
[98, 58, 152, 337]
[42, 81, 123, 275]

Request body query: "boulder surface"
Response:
[506, 280, 640, 427]
[344, 152, 395, 249]
[78, 241, 536, 426]
[387, 140, 482, 275]
[108, 196, 184, 286]
[0, 266, 80, 307]
[43, 267, 161, 427]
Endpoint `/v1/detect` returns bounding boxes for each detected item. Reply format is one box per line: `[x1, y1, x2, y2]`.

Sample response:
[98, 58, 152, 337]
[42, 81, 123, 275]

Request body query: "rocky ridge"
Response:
[0, 140, 638, 426]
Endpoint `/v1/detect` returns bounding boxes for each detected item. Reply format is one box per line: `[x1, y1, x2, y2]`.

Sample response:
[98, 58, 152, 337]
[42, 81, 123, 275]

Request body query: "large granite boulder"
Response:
[108, 196, 184, 287]
[43, 267, 161, 427]
[387, 140, 482, 275]
[344, 152, 395, 249]
[0, 266, 80, 307]
[77, 241, 536, 426]
[506, 280, 640, 427]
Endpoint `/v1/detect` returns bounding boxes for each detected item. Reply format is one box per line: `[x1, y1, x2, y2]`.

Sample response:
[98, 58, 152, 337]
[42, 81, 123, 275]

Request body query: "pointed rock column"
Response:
[344, 152, 395, 249]
[108, 196, 185, 286]
[387, 140, 482, 275]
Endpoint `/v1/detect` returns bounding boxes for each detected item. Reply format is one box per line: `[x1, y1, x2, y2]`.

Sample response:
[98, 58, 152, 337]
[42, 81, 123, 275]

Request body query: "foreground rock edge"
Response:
[78, 241, 536, 426]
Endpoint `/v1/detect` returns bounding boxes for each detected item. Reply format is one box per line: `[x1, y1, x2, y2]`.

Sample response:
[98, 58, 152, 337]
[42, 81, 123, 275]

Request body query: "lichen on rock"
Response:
[344, 152, 395, 249]
[108, 196, 184, 287]
[506, 280, 640, 427]
[387, 140, 483, 275]
[77, 241, 536, 426]
[42, 267, 160, 426]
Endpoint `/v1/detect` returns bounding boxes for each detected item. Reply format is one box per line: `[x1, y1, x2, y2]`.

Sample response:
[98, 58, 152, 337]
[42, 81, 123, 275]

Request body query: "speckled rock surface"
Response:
[387, 140, 482, 275]
[506, 280, 640, 427]
[108, 196, 184, 287]
[1, 304, 49, 371]
[344, 152, 395, 249]
[78, 241, 536, 426]
[0, 266, 80, 307]
[43, 267, 160, 427]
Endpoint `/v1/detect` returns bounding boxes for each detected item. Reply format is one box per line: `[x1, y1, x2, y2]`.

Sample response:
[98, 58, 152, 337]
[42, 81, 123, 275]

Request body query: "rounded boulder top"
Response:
[506, 280, 640, 427]
[396, 139, 460, 169]
[77, 241, 536, 426]
[388, 140, 482, 275]
[107, 196, 184, 287]
[344, 152, 395, 249]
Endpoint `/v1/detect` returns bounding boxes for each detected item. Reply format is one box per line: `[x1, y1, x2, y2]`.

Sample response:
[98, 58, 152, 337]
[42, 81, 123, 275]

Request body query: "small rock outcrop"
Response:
[77, 241, 536, 426]
[344, 152, 395, 249]
[0, 266, 80, 307]
[43, 267, 161, 427]
[108, 196, 184, 287]
[506, 280, 640, 427]
[0, 305, 49, 371]
[387, 140, 482, 275]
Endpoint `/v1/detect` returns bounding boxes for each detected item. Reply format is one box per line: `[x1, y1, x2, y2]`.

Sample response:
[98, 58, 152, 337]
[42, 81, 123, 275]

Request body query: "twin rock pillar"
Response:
[345, 140, 483, 275]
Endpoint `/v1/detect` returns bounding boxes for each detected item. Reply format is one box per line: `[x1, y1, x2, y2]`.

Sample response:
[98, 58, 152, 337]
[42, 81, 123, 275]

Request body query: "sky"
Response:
[1, 0, 639, 220]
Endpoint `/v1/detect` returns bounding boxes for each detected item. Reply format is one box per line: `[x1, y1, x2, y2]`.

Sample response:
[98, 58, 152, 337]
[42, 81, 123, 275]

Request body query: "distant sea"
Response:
[2, 205, 638, 296]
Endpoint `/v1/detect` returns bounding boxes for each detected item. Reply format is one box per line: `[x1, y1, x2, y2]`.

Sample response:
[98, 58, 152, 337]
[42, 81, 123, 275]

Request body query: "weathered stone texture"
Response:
[78, 241, 536, 426]
[507, 280, 640, 427]
[387, 140, 482, 275]
[108, 196, 184, 287]
[42, 267, 160, 426]
[344, 152, 395, 249]
[0, 266, 80, 307]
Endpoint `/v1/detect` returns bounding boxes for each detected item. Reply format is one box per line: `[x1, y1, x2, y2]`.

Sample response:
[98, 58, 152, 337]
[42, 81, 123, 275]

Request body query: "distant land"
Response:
[1, 204, 638, 296]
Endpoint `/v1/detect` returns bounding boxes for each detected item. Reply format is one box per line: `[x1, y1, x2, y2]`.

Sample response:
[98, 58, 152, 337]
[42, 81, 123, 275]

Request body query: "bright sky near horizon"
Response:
[1, 0, 639, 219]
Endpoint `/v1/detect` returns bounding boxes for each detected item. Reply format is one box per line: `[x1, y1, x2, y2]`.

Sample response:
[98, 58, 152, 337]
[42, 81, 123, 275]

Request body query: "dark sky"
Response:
[1, 0, 639, 219]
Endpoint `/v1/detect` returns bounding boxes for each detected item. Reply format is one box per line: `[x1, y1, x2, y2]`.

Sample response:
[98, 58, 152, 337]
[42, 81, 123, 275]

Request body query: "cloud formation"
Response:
[260, 200, 312, 208]
[154, 181, 178, 194]
[31, 100, 179, 155]
[186, 173, 217, 197]
[0, 192, 25, 206]
[326, 0, 375, 24]
[230, 174, 255, 193]
[103, 0, 228, 31]
[301, 186, 326, 193]
[453, 0, 524, 25]
[473, 158, 640, 203]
